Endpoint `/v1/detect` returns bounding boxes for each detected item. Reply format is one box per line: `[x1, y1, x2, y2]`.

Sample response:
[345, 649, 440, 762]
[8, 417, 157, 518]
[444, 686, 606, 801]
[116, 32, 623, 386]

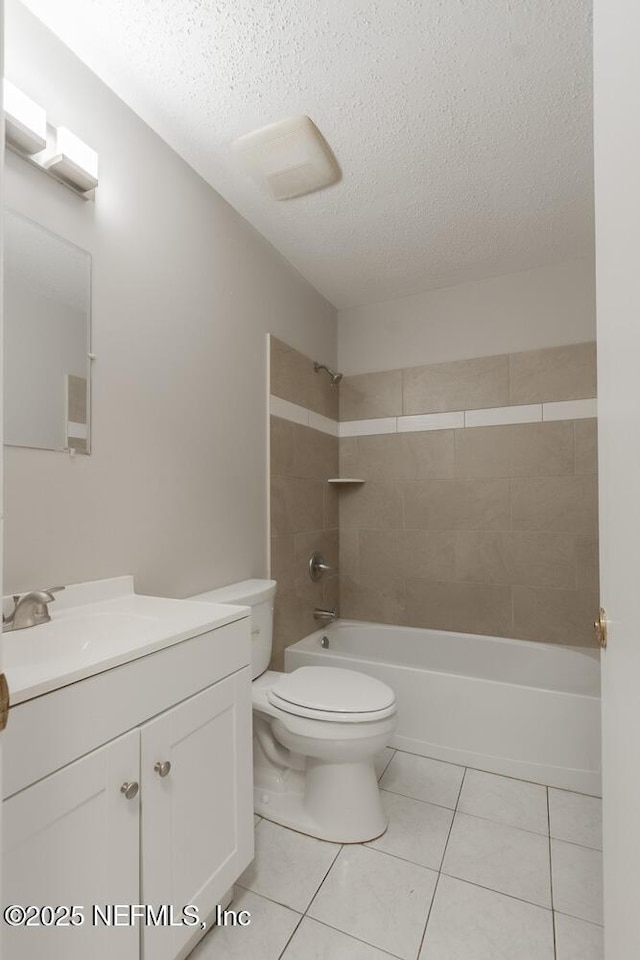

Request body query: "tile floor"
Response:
[190, 748, 604, 960]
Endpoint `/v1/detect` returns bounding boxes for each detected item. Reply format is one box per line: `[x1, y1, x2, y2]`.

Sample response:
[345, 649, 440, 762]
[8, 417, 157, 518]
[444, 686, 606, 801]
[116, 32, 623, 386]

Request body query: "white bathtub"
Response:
[285, 620, 602, 795]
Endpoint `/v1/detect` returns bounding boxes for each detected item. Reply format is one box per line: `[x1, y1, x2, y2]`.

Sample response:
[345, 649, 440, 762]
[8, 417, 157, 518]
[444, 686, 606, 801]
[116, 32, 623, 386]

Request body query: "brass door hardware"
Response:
[594, 607, 608, 649]
[0, 673, 9, 731]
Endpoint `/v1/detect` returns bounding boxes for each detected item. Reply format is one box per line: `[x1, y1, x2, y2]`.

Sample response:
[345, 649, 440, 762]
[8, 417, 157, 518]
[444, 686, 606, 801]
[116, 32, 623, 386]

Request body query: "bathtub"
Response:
[285, 620, 601, 795]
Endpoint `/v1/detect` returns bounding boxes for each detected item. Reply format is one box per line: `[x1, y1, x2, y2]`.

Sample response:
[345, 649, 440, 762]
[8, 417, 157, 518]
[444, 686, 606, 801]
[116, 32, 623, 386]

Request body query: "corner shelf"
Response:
[327, 478, 366, 484]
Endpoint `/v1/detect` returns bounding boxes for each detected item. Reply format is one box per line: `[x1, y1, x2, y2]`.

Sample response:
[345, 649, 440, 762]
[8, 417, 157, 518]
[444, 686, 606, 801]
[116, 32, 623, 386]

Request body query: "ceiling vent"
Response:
[231, 116, 340, 201]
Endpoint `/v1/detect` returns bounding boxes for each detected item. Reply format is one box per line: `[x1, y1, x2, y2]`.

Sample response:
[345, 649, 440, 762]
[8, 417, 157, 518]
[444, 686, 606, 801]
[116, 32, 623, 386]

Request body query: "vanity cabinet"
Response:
[4, 730, 140, 960]
[141, 672, 253, 960]
[2, 617, 254, 960]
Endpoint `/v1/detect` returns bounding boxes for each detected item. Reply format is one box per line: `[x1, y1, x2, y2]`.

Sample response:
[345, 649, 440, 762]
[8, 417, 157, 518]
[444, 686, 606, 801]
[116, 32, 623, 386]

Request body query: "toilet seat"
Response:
[267, 666, 396, 722]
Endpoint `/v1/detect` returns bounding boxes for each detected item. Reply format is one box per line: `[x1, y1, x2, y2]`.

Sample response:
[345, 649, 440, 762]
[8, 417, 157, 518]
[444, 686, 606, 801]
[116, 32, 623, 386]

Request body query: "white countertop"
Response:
[3, 576, 249, 706]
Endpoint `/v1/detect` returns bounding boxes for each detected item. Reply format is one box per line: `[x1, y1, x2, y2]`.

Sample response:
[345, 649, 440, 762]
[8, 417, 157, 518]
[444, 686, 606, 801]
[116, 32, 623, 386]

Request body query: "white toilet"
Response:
[191, 579, 397, 843]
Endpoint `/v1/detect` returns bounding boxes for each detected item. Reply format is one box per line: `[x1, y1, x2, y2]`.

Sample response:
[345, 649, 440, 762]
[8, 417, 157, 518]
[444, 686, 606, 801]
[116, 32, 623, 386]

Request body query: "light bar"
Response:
[3, 79, 47, 155]
[44, 126, 98, 192]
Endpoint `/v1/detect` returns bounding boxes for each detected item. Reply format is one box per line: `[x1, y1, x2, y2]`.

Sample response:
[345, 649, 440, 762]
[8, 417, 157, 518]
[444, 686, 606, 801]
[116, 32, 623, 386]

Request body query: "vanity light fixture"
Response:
[44, 126, 99, 192]
[3, 79, 98, 200]
[3, 79, 47, 155]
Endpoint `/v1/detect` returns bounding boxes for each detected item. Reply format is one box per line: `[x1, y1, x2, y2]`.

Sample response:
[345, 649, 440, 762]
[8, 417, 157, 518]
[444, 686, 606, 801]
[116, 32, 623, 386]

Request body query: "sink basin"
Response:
[3, 576, 249, 706]
[4, 610, 160, 670]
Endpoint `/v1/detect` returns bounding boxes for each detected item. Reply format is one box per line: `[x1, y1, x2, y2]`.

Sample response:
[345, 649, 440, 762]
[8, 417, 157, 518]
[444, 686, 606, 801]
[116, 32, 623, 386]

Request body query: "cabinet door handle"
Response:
[120, 781, 139, 800]
[154, 760, 171, 778]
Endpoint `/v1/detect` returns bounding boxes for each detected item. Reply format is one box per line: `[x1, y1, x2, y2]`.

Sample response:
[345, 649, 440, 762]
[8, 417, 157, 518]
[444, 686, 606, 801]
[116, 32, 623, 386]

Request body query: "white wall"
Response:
[338, 258, 595, 375]
[3, 0, 336, 596]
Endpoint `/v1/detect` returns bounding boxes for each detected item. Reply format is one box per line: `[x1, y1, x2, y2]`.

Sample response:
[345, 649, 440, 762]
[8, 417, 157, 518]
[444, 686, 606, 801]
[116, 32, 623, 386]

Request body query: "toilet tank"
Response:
[189, 579, 276, 679]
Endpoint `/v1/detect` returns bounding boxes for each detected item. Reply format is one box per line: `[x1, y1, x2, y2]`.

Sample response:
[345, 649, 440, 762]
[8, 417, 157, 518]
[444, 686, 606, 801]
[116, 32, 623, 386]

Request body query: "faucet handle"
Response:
[43, 586, 65, 602]
[309, 552, 335, 582]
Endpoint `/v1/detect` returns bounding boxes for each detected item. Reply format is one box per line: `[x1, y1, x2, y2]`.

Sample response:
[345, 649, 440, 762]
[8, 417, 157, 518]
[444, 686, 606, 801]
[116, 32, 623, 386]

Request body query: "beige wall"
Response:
[3, 3, 337, 596]
[339, 343, 600, 646]
[338, 259, 596, 375]
[269, 338, 339, 669]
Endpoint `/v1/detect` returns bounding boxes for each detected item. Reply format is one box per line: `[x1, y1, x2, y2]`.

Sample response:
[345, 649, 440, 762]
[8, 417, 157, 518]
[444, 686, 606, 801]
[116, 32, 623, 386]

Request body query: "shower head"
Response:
[313, 362, 343, 385]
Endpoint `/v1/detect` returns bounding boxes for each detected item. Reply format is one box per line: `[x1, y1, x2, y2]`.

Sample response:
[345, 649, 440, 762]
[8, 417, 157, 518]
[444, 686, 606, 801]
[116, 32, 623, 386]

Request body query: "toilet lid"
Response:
[268, 667, 395, 721]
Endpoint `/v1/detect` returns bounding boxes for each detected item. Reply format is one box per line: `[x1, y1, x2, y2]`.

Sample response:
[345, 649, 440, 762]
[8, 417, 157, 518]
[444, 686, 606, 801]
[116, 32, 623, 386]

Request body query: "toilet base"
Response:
[253, 759, 388, 843]
[253, 747, 388, 843]
[251, 677, 396, 843]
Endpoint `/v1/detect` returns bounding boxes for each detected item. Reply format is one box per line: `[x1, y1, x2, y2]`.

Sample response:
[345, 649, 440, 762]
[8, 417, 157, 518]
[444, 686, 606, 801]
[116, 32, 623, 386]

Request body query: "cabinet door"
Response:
[140, 668, 253, 960]
[3, 729, 140, 960]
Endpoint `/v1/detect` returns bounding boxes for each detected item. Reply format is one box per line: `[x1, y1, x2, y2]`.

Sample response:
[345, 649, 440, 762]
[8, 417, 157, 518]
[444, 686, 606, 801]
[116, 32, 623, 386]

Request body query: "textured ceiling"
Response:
[18, 0, 593, 308]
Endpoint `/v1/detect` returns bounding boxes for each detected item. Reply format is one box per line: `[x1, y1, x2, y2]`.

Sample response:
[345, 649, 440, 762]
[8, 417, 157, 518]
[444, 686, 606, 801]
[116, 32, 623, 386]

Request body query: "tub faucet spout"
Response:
[313, 608, 337, 624]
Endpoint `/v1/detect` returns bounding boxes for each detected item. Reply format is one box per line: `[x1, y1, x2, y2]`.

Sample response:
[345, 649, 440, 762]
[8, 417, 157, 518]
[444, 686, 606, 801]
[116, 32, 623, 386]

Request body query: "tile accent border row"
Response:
[270, 395, 339, 436]
[271, 394, 597, 438]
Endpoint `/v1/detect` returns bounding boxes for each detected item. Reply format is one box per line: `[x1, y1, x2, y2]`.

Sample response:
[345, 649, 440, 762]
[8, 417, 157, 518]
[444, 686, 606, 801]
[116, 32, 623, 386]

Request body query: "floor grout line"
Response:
[548, 786, 558, 960]
[414, 870, 442, 959]
[437, 869, 554, 912]
[553, 907, 605, 928]
[364, 838, 447, 873]
[276, 912, 304, 960]
[300, 915, 405, 959]
[234, 880, 304, 914]
[301, 842, 344, 917]
[547, 834, 604, 852]
[377, 747, 396, 781]
[447, 805, 551, 839]
[415, 766, 469, 959]
[378, 784, 460, 814]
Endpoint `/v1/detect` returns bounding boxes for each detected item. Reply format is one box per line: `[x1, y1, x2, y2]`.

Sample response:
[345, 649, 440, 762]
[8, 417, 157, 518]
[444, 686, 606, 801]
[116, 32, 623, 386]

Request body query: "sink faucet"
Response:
[3, 586, 65, 632]
[313, 608, 337, 624]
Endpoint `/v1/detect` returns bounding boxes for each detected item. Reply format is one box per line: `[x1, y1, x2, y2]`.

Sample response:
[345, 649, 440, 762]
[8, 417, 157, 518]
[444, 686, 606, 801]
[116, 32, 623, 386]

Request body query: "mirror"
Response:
[3, 210, 91, 453]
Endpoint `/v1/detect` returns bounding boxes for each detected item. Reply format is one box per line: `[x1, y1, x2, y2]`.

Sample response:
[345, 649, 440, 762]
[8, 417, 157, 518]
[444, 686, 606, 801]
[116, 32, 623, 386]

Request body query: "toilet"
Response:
[190, 579, 397, 843]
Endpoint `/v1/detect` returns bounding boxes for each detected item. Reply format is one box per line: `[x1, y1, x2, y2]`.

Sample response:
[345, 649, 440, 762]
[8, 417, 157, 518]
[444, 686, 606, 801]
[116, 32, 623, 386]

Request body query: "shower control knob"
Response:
[154, 760, 171, 778]
[120, 781, 139, 800]
[309, 551, 333, 581]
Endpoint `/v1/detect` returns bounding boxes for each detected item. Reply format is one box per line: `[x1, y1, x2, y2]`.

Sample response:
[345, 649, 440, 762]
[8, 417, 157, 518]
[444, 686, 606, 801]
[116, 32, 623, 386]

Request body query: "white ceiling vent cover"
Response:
[231, 116, 340, 201]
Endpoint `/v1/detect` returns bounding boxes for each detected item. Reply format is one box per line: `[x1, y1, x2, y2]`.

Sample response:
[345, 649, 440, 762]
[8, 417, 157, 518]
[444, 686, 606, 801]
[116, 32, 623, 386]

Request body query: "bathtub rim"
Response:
[293, 618, 601, 700]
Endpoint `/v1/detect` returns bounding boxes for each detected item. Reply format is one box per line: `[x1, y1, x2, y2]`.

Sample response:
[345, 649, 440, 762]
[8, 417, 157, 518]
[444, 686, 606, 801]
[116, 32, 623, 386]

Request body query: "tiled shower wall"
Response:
[269, 337, 339, 669]
[339, 343, 600, 646]
[270, 338, 600, 658]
